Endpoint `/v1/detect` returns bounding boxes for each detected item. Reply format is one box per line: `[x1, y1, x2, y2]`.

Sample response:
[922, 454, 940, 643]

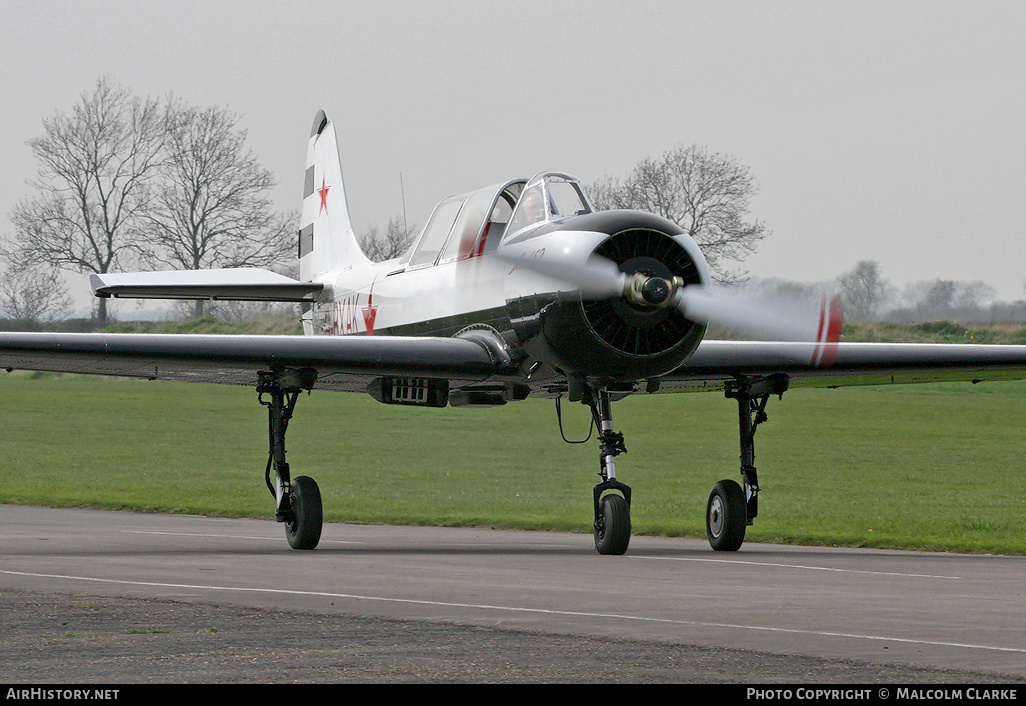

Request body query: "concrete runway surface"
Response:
[1, 505, 1023, 683]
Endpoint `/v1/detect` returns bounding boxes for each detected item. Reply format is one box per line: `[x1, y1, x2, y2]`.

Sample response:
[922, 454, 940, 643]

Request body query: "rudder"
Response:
[299, 110, 371, 281]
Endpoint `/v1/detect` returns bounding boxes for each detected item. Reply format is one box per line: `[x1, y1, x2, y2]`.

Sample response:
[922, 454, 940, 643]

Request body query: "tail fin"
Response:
[299, 110, 371, 281]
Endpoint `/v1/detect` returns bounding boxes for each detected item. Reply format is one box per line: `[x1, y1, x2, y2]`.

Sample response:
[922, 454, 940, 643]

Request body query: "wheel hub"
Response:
[708, 495, 724, 537]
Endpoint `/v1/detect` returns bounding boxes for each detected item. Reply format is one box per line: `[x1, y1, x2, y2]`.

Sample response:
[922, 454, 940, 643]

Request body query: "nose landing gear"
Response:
[583, 387, 632, 555]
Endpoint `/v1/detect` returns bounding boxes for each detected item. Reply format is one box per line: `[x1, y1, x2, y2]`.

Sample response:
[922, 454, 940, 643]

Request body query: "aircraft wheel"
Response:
[594, 493, 631, 555]
[286, 476, 322, 550]
[707, 479, 747, 551]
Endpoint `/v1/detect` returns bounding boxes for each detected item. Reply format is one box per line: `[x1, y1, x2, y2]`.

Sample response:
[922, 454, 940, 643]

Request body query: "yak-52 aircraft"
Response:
[4, 110, 1026, 554]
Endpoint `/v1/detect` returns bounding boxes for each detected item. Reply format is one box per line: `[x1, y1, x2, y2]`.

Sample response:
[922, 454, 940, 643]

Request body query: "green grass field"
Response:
[1, 373, 1024, 554]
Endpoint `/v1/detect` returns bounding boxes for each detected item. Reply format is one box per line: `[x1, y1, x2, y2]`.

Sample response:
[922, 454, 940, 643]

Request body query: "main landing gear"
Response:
[572, 375, 787, 555]
[258, 368, 322, 550]
[706, 375, 789, 552]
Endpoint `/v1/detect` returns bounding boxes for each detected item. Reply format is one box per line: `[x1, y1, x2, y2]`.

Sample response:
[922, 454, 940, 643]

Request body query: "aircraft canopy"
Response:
[505, 173, 594, 238]
[405, 173, 593, 269]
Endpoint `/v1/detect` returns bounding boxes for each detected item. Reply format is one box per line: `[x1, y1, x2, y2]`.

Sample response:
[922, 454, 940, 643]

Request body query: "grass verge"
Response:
[1, 374, 1024, 554]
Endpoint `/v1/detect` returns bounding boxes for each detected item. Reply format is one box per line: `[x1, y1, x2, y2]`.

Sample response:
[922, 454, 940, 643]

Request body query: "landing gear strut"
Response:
[258, 368, 321, 550]
[585, 387, 632, 555]
[707, 375, 788, 551]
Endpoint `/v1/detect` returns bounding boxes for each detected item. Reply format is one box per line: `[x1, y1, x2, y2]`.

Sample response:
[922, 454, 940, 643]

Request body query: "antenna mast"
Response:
[400, 172, 409, 237]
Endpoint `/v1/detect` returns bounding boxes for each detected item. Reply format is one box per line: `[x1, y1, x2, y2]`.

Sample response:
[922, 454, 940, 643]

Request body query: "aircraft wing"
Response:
[660, 340, 1026, 392]
[0, 332, 515, 392]
[2, 332, 1026, 396]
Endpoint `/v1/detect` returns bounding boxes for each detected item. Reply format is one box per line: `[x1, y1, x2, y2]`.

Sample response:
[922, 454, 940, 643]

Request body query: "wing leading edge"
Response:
[661, 340, 1026, 392]
[0, 332, 516, 392]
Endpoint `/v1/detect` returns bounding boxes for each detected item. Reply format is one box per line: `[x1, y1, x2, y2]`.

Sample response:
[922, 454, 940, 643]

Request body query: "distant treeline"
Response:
[0, 318, 100, 333]
[753, 261, 1026, 325]
[841, 321, 1026, 345]
[0, 317, 302, 336]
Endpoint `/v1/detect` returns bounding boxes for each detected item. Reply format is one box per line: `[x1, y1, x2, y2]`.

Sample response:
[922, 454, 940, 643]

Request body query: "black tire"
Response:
[286, 476, 322, 550]
[594, 493, 631, 555]
[706, 479, 747, 551]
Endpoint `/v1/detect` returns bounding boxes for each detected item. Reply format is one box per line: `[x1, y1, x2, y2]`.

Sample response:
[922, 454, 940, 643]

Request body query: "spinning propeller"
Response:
[505, 252, 843, 345]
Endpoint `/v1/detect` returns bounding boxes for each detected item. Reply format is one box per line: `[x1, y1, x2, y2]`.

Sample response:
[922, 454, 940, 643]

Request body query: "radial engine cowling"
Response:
[508, 211, 707, 383]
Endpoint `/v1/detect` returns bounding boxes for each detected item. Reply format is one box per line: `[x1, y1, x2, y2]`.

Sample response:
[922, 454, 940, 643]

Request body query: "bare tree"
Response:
[0, 262, 72, 323]
[138, 100, 295, 318]
[359, 215, 416, 262]
[952, 280, 996, 311]
[590, 145, 768, 284]
[837, 260, 891, 321]
[5, 77, 164, 326]
[890, 278, 997, 321]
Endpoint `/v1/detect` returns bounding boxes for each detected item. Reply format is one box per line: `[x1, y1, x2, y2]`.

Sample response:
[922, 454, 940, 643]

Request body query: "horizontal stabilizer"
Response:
[90, 269, 324, 303]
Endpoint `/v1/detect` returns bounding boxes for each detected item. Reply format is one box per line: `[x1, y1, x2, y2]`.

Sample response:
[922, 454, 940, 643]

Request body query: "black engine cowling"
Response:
[509, 211, 706, 383]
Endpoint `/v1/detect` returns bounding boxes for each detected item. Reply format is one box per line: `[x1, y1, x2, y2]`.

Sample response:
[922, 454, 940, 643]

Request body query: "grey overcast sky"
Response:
[2, 0, 1024, 310]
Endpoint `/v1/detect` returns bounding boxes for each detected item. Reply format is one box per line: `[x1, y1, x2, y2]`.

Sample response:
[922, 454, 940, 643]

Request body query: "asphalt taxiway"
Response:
[1, 505, 1023, 683]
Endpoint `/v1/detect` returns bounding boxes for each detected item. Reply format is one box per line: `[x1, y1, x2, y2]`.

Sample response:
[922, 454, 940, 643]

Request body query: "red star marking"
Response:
[362, 277, 378, 335]
[362, 304, 377, 335]
[318, 176, 330, 215]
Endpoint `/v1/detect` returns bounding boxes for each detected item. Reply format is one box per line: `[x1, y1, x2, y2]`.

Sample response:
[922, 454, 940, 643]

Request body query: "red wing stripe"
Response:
[811, 295, 828, 366]
[810, 295, 843, 368]
[818, 296, 843, 367]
